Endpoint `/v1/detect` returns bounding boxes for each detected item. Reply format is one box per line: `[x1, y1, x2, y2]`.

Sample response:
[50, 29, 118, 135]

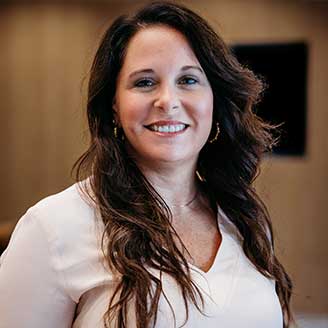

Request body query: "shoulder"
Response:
[0, 179, 108, 320]
[28, 179, 99, 234]
[20, 179, 109, 300]
[31, 179, 94, 218]
[23, 179, 105, 266]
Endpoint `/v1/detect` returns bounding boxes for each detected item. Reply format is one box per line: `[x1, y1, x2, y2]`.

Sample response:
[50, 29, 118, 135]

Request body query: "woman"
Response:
[0, 1, 293, 327]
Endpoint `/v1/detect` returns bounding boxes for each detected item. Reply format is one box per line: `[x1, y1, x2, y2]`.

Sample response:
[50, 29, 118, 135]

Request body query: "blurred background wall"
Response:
[0, 0, 327, 325]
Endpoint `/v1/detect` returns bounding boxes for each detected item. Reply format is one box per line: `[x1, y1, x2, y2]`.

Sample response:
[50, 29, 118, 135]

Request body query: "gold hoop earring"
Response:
[113, 120, 118, 138]
[208, 122, 220, 144]
[113, 120, 125, 141]
[196, 170, 206, 182]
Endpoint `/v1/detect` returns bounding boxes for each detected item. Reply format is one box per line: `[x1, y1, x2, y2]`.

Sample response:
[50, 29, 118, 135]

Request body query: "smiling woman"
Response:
[0, 1, 293, 328]
[113, 25, 213, 167]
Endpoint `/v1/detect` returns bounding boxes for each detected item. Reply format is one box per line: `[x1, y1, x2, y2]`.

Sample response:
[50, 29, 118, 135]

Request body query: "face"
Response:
[114, 25, 213, 168]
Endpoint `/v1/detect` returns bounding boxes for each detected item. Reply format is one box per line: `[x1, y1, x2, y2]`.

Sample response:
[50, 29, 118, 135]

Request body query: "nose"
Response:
[153, 83, 180, 112]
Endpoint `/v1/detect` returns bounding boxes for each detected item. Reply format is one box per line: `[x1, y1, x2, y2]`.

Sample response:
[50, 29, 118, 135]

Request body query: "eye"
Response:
[134, 78, 155, 88]
[178, 76, 199, 85]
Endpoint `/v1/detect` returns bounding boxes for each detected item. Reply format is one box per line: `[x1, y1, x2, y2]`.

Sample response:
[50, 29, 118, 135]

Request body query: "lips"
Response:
[144, 121, 189, 134]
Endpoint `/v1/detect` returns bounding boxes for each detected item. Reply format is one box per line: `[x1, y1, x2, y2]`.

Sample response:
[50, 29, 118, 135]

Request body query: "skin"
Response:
[114, 25, 221, 272]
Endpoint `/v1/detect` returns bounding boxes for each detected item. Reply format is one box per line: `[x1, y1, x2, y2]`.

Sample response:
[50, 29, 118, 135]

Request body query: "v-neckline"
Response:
[187, 228, 225, 275]
[187, 205, 242, 275]
[187, 206, 229, 275]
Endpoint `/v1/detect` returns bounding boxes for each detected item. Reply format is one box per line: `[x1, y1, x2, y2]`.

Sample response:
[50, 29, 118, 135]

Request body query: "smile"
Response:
[146, 123, 187, 133]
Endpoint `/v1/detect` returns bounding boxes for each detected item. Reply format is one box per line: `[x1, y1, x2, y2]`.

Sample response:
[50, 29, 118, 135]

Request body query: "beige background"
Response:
[0, 0, 327, 318]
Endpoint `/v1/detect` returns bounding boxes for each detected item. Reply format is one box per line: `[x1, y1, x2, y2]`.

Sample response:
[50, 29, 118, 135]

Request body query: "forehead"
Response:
[120, 25, 200, 74]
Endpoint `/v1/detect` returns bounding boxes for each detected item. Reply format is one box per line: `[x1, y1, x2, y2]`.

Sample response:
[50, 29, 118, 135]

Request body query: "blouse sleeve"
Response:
[0, 209, 76, 328]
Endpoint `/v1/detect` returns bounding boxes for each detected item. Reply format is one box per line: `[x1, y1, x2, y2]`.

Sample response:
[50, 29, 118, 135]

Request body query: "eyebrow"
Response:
[128, 65, 204, 79]
[181, 65, 204, 74]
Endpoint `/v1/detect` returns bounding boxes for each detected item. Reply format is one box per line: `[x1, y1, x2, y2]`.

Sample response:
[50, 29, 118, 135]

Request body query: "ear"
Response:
[112, 97, 117, 112]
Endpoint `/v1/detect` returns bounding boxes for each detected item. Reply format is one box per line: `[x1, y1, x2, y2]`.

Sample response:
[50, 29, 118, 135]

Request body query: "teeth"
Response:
[148, 124, 186, 133]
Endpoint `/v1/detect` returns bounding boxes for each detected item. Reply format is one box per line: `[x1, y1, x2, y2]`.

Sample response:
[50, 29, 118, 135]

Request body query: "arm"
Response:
[0, 209, 76, 328]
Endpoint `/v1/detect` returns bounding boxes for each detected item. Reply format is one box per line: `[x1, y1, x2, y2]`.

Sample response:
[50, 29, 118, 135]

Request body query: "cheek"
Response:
[189, 91, 213, 127]
[117, 96, 149, 129]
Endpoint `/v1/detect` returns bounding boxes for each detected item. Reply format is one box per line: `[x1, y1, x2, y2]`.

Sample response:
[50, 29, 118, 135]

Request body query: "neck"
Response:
[135, 158, 201, 215]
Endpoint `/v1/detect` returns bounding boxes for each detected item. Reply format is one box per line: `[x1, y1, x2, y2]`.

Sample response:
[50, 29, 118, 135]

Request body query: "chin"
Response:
[143, 150, 197, 166]
[126, 141, 199, 166]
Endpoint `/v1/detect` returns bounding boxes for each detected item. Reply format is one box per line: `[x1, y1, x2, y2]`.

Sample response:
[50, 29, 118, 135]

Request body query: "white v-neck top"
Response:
[0, 182, 283, 328]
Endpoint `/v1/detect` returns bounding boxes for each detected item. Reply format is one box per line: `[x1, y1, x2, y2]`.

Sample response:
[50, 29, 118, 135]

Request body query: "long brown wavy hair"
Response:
[73, 1, 293, 327]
